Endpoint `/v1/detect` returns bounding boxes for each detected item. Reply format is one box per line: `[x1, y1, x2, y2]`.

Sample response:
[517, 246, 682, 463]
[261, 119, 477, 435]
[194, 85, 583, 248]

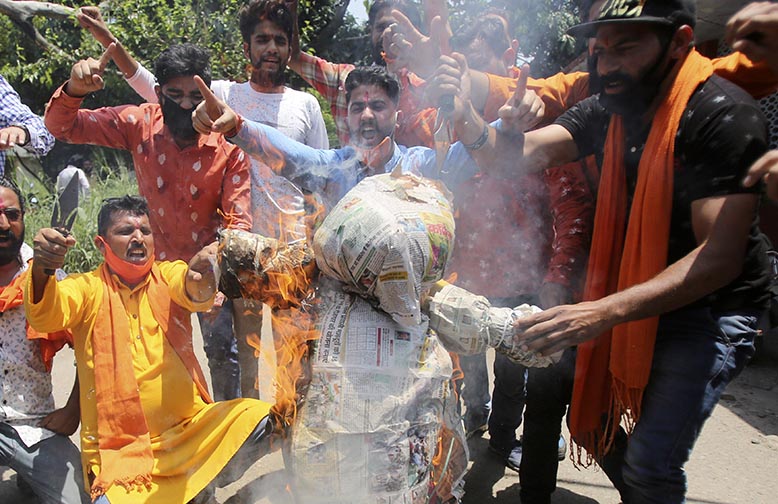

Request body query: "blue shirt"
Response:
[231, 117, 479, 210]
[0, 75, 55, 174]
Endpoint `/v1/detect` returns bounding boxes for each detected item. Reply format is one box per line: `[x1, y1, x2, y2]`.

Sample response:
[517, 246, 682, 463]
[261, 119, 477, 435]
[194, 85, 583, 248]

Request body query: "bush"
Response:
[23, 166, 138, 274]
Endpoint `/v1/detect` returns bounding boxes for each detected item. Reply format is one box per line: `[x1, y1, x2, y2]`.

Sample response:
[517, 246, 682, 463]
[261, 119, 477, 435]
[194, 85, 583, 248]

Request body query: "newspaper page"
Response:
[314, 173, 455, 327]
[289, 285, 468, 503]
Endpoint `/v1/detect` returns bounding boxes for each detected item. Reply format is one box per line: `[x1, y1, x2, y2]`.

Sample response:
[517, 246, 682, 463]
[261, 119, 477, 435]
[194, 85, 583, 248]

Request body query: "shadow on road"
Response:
[463, 436, 600, 504]
[719, 333, 778, 438]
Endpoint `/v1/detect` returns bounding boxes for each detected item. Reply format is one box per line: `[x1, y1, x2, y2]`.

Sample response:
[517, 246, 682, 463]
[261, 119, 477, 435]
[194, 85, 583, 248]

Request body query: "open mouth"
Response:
[604, 81, 625, 94]
[126, 247, 147, 262]
[260, 57, 280, 68]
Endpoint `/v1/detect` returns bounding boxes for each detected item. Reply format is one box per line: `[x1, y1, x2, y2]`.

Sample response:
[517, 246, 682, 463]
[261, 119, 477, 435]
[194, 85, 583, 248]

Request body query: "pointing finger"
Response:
[194, 75, 218, 106]
[97, 42, 115, 72]
[430, 15, 450, 56]
[512, 64, 530, 104]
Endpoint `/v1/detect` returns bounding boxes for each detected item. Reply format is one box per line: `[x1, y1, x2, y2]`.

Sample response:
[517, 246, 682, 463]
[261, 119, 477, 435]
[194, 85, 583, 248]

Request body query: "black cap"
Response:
[568, 0, 696, 38]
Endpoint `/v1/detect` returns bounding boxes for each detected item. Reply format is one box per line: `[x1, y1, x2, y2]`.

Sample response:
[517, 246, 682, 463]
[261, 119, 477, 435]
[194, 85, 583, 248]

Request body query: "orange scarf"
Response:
[90, 262, 212, 500]
[569, 50, 713, 461]
[0, 265, 70, 371]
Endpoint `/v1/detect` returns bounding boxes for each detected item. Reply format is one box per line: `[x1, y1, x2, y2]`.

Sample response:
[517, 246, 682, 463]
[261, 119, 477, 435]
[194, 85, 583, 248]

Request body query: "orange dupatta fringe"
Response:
[90, 263, 212, 500]
[0, 265, 70, 371]
[568, 50, 713, 463]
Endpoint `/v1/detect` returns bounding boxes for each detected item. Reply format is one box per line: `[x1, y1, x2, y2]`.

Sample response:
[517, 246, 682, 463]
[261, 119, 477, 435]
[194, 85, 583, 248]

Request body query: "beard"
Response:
[591, 48, 674, 117]
[0, 227, 24, 266]
[160, 96, 198, 140]
[251, 55, 286, 88]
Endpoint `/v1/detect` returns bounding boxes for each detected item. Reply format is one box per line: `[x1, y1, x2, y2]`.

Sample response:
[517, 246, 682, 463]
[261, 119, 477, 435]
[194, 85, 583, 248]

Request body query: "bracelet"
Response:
[462, 124, 489, 151]
[11, 124, 30, 145]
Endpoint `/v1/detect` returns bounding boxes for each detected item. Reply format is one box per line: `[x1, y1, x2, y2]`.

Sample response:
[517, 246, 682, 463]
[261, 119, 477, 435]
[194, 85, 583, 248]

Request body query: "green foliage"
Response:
[1, 0, 367, 173]
[22, 166, 138, 274]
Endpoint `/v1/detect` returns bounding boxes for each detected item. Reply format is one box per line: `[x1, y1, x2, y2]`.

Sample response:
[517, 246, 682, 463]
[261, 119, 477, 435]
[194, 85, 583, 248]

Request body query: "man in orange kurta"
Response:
[25, 195, 273, 503]
[45, 43, 252, 402]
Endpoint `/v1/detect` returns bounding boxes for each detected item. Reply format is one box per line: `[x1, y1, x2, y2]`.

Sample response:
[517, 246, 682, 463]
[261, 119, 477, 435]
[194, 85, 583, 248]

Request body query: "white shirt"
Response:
[210, 80, 328, 149]
[56, 165, 91, 198]
[211, 80, 329, 242]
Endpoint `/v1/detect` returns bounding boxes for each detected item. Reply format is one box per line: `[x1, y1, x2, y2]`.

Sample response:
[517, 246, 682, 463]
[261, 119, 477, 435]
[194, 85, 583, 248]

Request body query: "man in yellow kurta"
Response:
[24, 195, 273, 503]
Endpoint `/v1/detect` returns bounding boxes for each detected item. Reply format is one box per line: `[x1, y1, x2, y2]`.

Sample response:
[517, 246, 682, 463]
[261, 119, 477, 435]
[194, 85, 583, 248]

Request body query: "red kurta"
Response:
[45, 85, 251, 262]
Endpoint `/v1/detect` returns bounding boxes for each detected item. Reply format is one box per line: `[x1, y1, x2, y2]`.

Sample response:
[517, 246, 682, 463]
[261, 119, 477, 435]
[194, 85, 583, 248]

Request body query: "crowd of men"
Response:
[2, 0, 778, 503]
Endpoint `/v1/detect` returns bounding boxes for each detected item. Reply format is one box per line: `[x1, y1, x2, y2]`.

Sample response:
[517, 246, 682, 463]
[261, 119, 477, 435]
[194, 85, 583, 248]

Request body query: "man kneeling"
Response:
[24, 195, 273, 503]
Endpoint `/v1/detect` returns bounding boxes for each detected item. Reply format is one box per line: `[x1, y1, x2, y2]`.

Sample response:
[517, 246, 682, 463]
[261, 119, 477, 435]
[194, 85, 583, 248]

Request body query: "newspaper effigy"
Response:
[427, 283, 562, 367]
[219, 172, 558, 503]
[288, 282, 468, 504]
[313, 172, 455, 328]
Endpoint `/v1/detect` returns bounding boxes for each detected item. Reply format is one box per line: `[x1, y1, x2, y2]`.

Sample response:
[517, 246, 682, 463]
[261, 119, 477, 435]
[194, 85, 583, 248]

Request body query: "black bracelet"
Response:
[11, 124, 30, 145]
[462, 124, 489, 151]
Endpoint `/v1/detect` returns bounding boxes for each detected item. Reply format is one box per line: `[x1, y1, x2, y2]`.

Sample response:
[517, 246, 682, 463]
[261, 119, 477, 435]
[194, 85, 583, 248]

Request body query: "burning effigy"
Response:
[219, 171, 559, 503]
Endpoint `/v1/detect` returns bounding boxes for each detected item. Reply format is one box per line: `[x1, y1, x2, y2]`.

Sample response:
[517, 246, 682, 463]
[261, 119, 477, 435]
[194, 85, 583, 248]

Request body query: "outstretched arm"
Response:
[427, 53, 577, 176]
[185, 242, 219, 303]
[77, 7, 139, 79]
[191, 75, 338, 185]
[517, 192, 760, 356]
[0, 76, 55, 156]
[30, 227, 76, 304]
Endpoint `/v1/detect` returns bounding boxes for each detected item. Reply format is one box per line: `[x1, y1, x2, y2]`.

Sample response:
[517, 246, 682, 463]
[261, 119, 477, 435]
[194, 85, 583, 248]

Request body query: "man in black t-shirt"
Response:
[434, 1, 772, 503]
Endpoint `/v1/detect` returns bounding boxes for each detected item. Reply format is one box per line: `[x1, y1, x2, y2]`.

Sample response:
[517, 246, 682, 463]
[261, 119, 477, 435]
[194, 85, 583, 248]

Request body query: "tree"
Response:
[0, 0, 365, 176]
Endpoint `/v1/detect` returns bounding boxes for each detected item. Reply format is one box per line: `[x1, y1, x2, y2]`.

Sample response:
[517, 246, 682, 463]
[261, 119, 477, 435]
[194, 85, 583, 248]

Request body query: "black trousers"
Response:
[519, 347, 576, 504]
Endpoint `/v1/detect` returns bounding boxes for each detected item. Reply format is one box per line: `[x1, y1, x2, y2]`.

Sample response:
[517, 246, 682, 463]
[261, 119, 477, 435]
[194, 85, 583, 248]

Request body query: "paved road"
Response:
[3, 316, 777, 503]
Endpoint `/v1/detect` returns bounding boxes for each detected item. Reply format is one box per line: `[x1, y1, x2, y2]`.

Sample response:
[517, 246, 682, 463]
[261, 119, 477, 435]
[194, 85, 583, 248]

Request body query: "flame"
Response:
[219, 150, 327, 434]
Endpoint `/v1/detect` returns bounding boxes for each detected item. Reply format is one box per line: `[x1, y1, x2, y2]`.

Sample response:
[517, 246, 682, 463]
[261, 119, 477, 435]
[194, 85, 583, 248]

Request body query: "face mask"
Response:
[96, 235, 154, 285]
[160, 95, 198, 140]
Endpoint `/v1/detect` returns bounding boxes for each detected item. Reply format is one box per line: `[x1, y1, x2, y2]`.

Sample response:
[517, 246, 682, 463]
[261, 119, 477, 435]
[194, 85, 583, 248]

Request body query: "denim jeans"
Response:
[197, 299, 240, 401]
[519, 347, 576, 504]
[0, 423, 90, 504]
[599, 306, 760, 504]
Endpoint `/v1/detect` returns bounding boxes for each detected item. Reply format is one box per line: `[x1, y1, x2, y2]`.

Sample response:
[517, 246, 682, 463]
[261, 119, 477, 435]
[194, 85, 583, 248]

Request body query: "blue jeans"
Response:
[0, 423, 90, 504]
[599, 306, 760, 504]
[198, 299, 240, 401]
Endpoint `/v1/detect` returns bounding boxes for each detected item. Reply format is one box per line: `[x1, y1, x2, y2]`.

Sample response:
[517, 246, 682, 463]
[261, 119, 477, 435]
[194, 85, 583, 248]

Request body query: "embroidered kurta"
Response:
[25, 261, 271, 503]
[44, 85, 251, 262]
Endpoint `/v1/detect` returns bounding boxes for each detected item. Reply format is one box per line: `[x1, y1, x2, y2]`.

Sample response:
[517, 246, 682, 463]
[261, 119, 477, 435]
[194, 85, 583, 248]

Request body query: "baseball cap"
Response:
[568, 0, 696, 38]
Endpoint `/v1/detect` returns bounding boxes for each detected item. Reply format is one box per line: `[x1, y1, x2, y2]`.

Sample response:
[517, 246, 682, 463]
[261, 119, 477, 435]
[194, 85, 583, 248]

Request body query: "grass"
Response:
[21, 167, 139, 274]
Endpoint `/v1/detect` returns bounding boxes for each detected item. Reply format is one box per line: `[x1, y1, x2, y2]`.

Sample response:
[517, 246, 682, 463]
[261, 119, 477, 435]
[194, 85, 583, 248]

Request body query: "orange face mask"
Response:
[96, 236, 154, 285]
